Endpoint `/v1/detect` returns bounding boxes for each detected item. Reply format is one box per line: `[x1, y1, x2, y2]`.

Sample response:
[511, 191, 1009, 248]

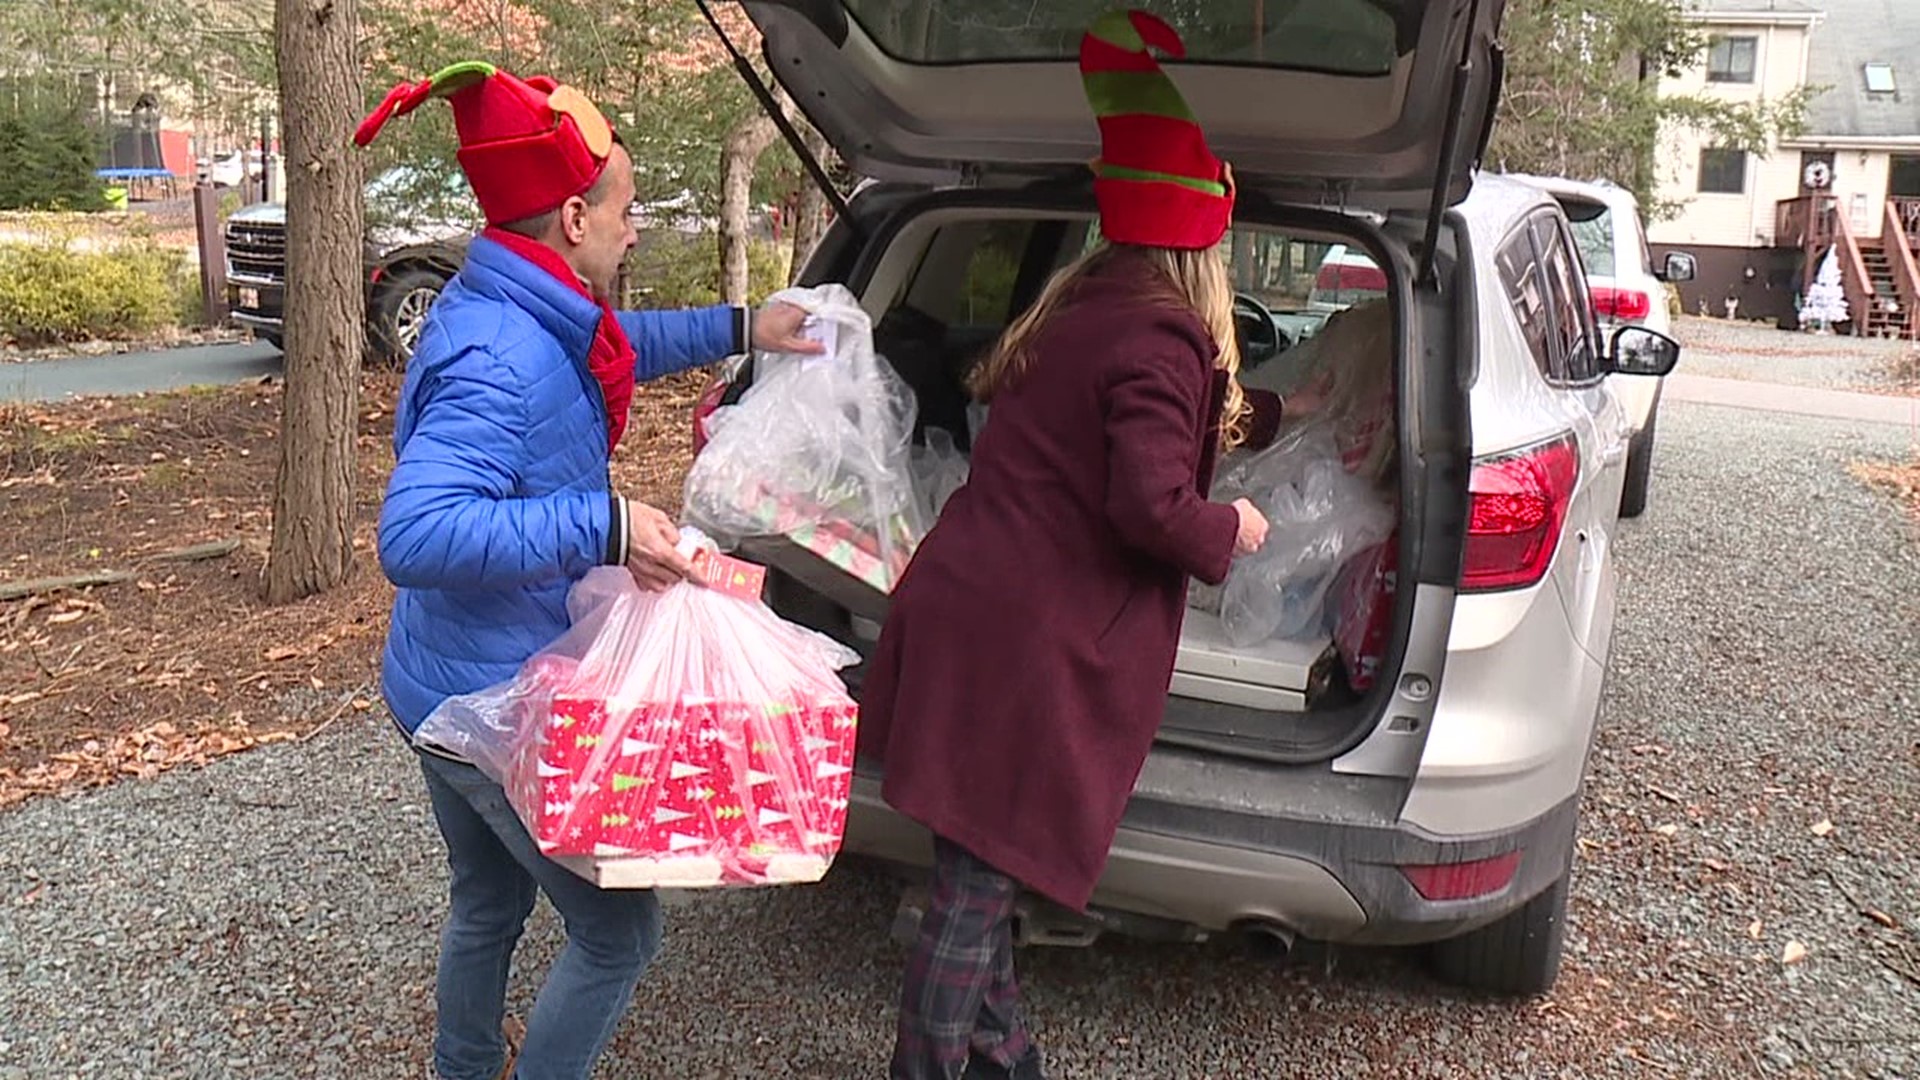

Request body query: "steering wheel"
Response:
[1233, 292, 1289, 369]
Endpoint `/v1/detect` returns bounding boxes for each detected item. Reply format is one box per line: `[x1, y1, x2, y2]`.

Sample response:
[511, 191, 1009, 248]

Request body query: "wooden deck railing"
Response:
[1884, 200, 1920, 337]
[1892, 197, 1920, 254]
[1776, 195, 1838, 256]
[1831, 204, 1876, 327]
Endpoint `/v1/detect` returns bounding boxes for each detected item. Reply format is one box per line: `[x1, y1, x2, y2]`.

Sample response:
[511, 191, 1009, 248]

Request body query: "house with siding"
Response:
[1648, 0, 1920, 336]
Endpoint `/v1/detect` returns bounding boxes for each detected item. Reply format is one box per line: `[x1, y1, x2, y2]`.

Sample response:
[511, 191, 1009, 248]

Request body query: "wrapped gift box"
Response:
[514, 694, 858, 888]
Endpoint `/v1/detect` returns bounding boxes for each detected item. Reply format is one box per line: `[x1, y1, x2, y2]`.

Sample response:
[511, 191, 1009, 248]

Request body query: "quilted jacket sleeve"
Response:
[619, 305, 743, 382]
[378, 349, 614, 591]
[1102, 344, 1240, 587]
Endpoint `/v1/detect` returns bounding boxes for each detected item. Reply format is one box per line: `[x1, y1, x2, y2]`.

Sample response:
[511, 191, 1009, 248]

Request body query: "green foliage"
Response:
[622, 230, 789, 309]
[353, 0, 830, 239]
[0, 79, 110, 212]
[1488, 0, 1813, 219]
[0, 239, 193, 346]
[0, 1, 275, 140]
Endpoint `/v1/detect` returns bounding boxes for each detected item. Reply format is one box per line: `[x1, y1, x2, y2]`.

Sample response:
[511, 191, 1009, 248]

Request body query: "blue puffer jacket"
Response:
[378, 235, 742, 736]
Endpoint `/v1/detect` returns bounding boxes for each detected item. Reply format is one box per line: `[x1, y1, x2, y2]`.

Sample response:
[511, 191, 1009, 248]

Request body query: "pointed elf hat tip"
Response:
[1079, 9, 1233, 250]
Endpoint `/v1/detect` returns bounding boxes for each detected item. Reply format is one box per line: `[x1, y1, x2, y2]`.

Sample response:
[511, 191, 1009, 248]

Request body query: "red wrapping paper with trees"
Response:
[413, 553, 861, 889]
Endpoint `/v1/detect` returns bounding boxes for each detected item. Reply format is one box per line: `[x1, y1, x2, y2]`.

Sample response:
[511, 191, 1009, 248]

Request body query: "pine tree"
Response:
[0, 82, 108, 212]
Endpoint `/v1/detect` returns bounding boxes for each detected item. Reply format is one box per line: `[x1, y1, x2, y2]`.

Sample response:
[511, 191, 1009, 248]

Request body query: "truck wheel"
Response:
[1426, 866, 1571, 997]
[371, 268, 447, 367]
[1618, 406, 1658, 520]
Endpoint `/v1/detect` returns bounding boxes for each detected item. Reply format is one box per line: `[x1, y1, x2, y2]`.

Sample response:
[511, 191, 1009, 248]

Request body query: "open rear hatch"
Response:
[713, 0, 1505, 749]
[738, 0, 1506, 212]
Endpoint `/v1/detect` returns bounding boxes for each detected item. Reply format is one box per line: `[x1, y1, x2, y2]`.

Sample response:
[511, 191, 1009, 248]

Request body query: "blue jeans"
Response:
[418, 751, 663, 1080]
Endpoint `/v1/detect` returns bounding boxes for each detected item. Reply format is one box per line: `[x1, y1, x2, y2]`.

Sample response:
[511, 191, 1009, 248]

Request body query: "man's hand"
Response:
[625, 499, 696, 591]
[752, 300, 827, 355]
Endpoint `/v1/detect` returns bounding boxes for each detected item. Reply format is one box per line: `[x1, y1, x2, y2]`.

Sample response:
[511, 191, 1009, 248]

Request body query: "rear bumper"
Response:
[844, 773, 1580, 948]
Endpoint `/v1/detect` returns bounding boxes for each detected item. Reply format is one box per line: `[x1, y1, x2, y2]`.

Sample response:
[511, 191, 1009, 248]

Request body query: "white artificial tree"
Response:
[1802, 246, 1850, 332]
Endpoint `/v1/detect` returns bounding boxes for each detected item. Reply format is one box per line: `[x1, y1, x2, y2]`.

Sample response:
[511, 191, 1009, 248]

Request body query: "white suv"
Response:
[1507, 175, 1697, 517]
[698, 0, 1680, 997]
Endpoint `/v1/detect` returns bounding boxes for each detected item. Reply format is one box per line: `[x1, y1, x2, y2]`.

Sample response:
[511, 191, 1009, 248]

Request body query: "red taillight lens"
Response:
[1400, 851, 1523, 901]
[691, 376, 731, 454]
[1314, 262, 1388, 294]
[1462, 435, 1579, 592]
[1592, 285, 1651, 322]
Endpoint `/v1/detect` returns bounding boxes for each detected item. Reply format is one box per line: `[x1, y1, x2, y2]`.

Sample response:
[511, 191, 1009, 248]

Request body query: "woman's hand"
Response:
[1231, 498, 1269, 556]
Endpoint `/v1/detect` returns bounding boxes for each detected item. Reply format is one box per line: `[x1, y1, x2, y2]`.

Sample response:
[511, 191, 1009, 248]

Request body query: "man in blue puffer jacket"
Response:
[356, 64, 823, 1080]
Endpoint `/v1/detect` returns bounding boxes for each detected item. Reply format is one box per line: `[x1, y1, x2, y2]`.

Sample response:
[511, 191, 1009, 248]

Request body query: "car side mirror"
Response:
[1609, 326, 1681, 377]
[1659, 251, 1697, 283]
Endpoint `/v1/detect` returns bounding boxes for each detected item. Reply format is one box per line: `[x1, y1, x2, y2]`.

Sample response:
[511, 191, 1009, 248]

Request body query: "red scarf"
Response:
[482, 227, 636, 452]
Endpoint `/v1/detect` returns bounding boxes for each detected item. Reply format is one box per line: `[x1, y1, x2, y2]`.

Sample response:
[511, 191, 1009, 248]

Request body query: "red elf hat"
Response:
[1080, 10, 1234, 250]
[354, 60, 616, 227]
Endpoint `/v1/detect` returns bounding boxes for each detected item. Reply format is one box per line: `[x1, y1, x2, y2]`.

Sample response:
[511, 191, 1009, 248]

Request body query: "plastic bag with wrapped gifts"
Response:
[412, 532, 861, 889]
[1213, 425, 1396, 648]
[683, 283, 926, 589]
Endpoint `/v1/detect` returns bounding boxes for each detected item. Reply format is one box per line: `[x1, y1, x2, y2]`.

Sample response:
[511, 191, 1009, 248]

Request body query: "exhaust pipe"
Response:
[1236, 920, 1298, 959]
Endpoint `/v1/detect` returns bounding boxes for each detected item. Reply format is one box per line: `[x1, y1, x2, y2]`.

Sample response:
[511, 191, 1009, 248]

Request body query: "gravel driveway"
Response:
[1673, 316, 1915, 396]
[3, 400, 1916, 1080]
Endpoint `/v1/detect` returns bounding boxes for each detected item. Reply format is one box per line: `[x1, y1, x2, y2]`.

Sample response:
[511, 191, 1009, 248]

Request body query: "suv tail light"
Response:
[1592, 285, 1651, 323]
[1462, 434, 1579, 592]
[1314, 262, 1389, 294]
[691, 374, 732, 454]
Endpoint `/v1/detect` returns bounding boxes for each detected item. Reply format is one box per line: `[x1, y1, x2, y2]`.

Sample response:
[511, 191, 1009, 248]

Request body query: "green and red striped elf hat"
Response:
[1080, 9, 1234, 250]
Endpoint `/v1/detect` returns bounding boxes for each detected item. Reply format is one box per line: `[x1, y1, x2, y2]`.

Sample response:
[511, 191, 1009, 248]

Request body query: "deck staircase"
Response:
[1775, 194, 1920, 340]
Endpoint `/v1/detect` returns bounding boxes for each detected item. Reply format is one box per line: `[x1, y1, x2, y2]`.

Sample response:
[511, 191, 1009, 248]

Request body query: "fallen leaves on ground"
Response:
[1, 372, 706, 807]
[0, 718, 297, 809]
[1851, 456, 1920, 521]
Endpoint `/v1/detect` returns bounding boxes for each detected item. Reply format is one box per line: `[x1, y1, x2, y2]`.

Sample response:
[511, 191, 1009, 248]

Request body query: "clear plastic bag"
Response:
[1215, 426, 1396, 648]
[683, 284, 925, 592]
[412, 537, 861, 889]
[909, 427, 970, 524]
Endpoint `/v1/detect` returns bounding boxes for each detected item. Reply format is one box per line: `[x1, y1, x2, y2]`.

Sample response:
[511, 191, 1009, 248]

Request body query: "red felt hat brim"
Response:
[1094, 175, 1233, 250]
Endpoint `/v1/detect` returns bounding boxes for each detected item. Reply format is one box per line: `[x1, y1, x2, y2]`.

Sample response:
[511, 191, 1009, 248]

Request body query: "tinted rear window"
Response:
[1557, 197, 1616, 279]
[841, 0, 1414, 76]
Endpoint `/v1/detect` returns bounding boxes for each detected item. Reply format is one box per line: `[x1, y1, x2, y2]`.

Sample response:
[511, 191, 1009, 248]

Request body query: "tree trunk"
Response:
[264, 0, 364, 604]
[718, 111, 779, 306]
[787, 126, 832, 284]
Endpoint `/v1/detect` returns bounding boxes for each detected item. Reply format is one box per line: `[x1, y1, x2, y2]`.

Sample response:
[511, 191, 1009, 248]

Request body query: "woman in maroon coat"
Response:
[860, 12, 1270, 1079]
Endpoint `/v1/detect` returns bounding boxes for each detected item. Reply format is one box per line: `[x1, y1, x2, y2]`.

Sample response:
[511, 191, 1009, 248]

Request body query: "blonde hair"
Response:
[969, 243, 1249, 447]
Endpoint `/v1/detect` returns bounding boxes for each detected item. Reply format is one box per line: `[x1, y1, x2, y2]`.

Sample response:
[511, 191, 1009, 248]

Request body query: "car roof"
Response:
[1454, 172, 1559, 244]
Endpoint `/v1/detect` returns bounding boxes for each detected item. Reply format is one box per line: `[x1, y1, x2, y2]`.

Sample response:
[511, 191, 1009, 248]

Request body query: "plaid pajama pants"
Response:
[889, 836, 1041, 1080]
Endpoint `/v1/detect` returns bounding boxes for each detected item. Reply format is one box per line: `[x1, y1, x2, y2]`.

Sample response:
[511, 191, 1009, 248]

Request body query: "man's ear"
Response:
[559, 195, 590, 245]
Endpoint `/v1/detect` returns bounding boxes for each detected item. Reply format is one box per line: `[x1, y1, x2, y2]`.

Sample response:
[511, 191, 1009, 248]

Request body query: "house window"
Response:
[1865, 63, 1896, 94]
[1699, 149, 1748, 194]
[1707, 36, 1758, 84]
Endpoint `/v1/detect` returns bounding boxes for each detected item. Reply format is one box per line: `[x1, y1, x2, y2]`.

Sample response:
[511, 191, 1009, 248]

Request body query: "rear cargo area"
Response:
[719, 202, 1408, 759]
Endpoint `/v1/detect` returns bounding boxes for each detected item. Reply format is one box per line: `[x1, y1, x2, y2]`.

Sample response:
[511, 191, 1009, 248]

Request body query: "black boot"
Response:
[961, 1052, 1045, 1080]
